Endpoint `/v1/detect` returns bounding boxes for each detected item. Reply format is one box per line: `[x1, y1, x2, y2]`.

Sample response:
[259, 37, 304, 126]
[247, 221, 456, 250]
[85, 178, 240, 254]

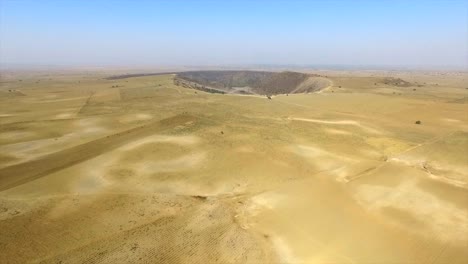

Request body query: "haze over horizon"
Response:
[1, 0, 467, 70]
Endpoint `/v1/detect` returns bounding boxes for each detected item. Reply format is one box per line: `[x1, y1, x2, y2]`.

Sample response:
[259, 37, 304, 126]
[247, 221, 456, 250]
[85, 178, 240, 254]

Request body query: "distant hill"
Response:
[175, 70, 331, 95]
[379, 77, 415, 87]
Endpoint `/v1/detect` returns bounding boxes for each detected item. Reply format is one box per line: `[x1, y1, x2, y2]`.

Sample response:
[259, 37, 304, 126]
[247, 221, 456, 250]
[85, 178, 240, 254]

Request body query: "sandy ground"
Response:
[0, 71, 467, 263]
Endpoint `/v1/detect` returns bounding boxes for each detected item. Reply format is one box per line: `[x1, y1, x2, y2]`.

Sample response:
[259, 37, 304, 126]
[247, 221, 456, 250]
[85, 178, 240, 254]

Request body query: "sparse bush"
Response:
[415, 120, 421, 125]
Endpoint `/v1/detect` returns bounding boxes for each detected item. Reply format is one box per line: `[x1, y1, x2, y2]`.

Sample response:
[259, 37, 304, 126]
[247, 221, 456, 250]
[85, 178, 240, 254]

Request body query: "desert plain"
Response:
[0, 69, 467, 263]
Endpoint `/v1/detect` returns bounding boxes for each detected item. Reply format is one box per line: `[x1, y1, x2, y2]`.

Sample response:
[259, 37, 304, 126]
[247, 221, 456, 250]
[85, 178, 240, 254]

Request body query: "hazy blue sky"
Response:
[1, 0, 467, 68]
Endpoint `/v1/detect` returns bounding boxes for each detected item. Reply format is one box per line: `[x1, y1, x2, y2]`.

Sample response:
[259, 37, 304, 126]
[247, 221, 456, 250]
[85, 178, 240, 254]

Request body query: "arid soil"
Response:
[0, 70, 467, 263]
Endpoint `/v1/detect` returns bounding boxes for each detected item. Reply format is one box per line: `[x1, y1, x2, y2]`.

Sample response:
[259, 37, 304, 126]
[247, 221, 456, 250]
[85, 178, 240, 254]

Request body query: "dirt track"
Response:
[0, 114, 198, 191]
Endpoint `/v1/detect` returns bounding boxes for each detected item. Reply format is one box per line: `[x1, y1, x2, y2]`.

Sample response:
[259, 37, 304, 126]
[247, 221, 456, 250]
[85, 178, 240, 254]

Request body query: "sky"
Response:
[1, 0, 467, 69]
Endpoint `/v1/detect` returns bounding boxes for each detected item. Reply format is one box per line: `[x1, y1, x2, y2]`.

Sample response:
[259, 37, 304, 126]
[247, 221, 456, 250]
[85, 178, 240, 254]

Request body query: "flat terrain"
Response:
[0, 69, 467, 263]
